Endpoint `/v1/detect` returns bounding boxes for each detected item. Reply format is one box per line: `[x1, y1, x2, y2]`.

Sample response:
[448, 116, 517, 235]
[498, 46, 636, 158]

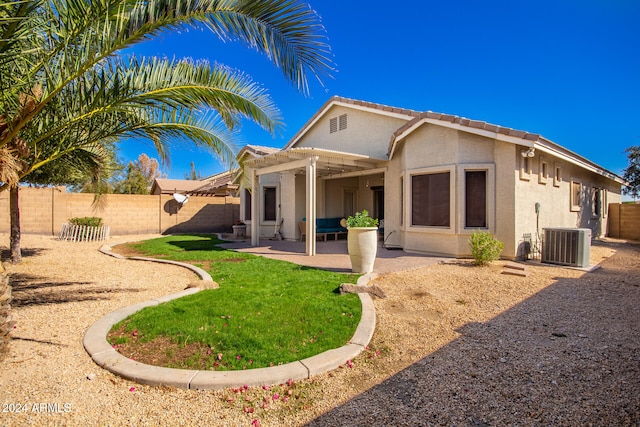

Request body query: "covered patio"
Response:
[243, 147, 386, 256]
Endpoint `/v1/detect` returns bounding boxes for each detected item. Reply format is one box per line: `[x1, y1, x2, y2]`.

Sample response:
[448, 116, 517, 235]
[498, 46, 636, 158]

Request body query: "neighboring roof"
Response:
[237, 145, 280, 159]
[151, 178, 208, 195]
[191, 170, 238, 196]
[282, 96, 420, 150]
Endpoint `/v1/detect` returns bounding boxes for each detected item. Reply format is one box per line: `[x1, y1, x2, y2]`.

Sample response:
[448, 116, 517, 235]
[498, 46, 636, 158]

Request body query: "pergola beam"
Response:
[321, 167, 387, 180]
[254, 158, 311, 176]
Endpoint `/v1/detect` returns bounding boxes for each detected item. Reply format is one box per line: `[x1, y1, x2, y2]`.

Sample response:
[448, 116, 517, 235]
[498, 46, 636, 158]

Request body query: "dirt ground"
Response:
[0, 234, 638, 426]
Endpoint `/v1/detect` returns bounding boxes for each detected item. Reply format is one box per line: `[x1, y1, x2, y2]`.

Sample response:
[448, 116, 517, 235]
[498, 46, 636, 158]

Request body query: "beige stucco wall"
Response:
[383, 124, 622, 259]
[385, 124, 505, 257]
[293, 105, 408, 159]
[514, 147, 621, 253]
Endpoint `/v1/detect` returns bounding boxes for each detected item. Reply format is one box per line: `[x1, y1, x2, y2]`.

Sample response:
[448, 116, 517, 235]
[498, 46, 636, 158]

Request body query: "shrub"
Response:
[346, 210, 379, 228]
[469, 230, 504, 266]
[69, 217, 103, 227]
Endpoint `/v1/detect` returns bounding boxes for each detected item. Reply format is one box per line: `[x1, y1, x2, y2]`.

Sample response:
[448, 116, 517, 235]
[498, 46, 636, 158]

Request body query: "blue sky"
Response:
[122, 0, 640, 182]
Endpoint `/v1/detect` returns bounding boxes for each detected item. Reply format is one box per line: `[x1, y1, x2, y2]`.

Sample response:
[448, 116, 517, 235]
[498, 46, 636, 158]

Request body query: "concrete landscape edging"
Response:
[84, 242, 376, 390]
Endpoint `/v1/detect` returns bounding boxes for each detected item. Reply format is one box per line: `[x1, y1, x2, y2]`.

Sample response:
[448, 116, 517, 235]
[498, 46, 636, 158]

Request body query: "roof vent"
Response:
[339, 113, 347, 131]
[329, 114, 347, 134]
[329, 117, 337, 133]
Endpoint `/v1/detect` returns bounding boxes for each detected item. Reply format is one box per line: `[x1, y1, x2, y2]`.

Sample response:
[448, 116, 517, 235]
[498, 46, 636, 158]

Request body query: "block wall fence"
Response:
[0, 187, 240, 236]
[608, 203, 640, 241]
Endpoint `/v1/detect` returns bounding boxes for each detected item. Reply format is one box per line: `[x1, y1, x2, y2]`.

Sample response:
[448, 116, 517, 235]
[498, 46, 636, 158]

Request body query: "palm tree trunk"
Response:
[0, 263, 13, 362]
[9, 185, 21, 264]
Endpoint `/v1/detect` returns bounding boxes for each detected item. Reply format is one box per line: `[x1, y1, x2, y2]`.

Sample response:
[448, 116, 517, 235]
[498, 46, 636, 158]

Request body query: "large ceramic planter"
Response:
[232, 224, 246, 238]
[347, 227, 378, 273]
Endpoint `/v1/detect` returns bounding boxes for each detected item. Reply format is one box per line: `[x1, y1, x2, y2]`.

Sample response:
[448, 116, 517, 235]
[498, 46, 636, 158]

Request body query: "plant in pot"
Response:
[232, 220, 247, 238]
[346, 210, 379, 273]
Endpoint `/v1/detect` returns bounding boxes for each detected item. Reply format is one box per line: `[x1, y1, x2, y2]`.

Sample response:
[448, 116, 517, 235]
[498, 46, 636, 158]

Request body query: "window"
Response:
[465, 171, 487, 228]
[592, 187, 601, 218]
[519, 154, 531, 180]
[570, 180, 581, 212]
[554, 163, 562, 187]
[244, 188, 251, 221]
[263, 187, 276, 221]
[539, 157, 549, 185]
[400, 176, 404, 226]
[411, 172, 450, 227]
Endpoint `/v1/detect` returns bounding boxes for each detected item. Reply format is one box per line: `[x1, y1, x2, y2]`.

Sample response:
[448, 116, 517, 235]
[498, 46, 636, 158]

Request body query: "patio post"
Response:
[250, 168, 259, 246]
[305, 156, 318, 256]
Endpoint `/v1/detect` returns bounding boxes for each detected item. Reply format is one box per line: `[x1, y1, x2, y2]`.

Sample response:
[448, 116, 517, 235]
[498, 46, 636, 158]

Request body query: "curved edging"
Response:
[99, 243, 213, 283]
[87, 241, 376, 390]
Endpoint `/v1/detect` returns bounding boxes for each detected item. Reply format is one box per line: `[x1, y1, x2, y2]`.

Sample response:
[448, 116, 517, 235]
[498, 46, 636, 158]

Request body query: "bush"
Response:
[346, 210, 379, 228]
[469, 230, 504, 266]
[69, 217, 103, 227]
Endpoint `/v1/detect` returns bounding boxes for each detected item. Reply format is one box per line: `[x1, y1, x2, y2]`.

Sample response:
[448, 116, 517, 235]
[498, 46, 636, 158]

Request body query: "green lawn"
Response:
[108, 234, 361, 370]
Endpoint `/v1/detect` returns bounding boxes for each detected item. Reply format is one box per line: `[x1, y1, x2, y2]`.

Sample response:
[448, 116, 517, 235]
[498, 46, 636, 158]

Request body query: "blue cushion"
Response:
[301, 217, 347, 233]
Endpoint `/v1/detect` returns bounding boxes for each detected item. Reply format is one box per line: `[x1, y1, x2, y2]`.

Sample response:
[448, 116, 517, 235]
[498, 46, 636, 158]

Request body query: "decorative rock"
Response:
[186, 280, 219, 290]
[339, 283, 387, 299]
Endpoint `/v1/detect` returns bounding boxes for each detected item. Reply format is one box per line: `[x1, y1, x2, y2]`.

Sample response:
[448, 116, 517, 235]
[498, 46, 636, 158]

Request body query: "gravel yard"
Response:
[1, 234, 638, 426]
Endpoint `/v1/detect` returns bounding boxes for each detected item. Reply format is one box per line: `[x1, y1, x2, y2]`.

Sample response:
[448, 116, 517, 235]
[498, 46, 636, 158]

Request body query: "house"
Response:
[151, 170, 239, 197]
[240, 96, 624, 259]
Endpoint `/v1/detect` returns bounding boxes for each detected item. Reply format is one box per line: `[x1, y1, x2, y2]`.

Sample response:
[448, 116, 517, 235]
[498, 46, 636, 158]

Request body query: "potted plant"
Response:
[346, 210, 379, 273]
[232, 220, 246, 238]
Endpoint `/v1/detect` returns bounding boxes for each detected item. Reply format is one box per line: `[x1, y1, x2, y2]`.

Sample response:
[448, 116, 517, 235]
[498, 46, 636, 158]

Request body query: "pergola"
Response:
[243, 147, 385, 256]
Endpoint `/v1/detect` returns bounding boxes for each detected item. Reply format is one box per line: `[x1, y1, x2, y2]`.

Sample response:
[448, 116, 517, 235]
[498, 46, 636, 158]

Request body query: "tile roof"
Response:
[152, 178, 207, 194]
[388, 111, 544, 158]
[238, 145, 280, 158]
[191, 170, 238, 194]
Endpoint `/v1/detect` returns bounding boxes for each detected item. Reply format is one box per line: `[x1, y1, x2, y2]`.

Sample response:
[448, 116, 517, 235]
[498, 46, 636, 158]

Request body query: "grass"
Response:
[108, 234, 361, 370]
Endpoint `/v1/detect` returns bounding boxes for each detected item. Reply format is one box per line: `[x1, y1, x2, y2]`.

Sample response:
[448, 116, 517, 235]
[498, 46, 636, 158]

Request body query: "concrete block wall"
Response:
[0, 187, 239, 236]
[608, 203, 640, 241]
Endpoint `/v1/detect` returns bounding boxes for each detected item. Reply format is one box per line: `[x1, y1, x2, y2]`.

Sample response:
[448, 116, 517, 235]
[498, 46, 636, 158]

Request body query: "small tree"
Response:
[622, 146, 640, 200]
[185, 162, 203, 180]
[114, 154, 162, 195]
[469, 230, 504, 266]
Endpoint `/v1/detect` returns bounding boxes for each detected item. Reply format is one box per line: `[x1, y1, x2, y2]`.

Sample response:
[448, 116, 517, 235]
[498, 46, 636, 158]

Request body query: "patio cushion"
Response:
[302, 217, 347, 233]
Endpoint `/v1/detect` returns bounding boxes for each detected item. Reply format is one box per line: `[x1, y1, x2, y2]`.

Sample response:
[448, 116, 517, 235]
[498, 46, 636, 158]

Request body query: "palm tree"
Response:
[0, 0, 334, 262]
[0, 0, 333, 359]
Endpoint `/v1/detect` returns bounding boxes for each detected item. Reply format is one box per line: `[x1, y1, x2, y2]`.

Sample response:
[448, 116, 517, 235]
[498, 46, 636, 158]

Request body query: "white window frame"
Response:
[570, 179, 581, 212]
[261, 184, 280, 225]
[591, 187, 602, 219]
[519, 153, 532, 181]
[553, 162, 562, 187]
[405, 165, 456, 235]
[538, 156, 549, 185]
[458, 164, 495, 234]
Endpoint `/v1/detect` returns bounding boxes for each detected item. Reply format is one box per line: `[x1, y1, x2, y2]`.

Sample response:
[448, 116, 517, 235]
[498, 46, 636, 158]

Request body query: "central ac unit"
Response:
[541, 228, 591, 268]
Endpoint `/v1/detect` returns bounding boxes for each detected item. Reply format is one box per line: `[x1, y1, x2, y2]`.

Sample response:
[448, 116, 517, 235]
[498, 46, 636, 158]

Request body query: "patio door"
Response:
[343, 189, 356, 217]
[372, 186, 384, 220]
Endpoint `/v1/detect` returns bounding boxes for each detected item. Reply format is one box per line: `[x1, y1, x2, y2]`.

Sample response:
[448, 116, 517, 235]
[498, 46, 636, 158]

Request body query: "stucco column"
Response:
[305, 156, 317, 256]
[250, 168, 260, 246]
